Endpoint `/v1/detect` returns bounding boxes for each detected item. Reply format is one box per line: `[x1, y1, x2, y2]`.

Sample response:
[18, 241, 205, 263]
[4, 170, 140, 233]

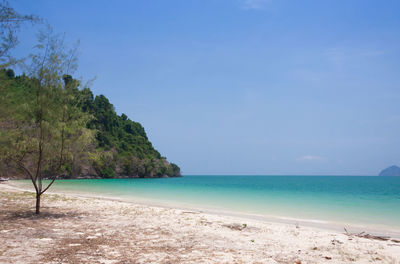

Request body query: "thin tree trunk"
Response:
[35, 193, 40, 214]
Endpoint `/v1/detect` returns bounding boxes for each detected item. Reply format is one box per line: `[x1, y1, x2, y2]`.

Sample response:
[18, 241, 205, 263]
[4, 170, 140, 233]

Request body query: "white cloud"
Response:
[297, 155, 324, 161]
[242, 0, 271, 10]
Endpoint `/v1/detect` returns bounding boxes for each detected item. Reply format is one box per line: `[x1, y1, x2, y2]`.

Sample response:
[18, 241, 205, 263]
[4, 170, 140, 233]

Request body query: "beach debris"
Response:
[199, 219, 212, 226]
[274, 254, 301, 263]
[223, 223, 247, 231]
[391, 239, 400, 243]
[331, 239, 343, 245]
[324, 256, 332, 260]
[344, 228, 390, 241]
[182, 211, 200, 214]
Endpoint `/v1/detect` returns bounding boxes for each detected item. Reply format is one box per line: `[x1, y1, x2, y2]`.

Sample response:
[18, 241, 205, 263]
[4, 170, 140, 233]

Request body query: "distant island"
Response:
[379, 165, 400, 176]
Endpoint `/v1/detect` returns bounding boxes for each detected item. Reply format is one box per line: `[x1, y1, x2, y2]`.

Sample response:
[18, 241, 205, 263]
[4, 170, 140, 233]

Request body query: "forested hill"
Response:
[0, 69, 181, 178]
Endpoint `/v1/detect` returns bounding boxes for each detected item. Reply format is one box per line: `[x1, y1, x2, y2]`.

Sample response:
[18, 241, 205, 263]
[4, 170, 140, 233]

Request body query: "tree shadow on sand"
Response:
[1, 207, 81, 221]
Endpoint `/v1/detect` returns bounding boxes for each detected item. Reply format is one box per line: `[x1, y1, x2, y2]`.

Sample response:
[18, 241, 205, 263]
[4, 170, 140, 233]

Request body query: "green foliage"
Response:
[88, 94, 160, 160]
[89, 150, 115, 178]
[0, 67, 181, 178]
[75, 86, 181, 177]
[82, 92, 180, 177]
[0, 16, 180, 180]
[0, 28, 94, 184]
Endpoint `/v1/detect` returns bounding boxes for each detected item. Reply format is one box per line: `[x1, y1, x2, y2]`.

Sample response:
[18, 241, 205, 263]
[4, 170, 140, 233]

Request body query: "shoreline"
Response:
[4, 181, 400, 239]
[1, 181, 400, 263]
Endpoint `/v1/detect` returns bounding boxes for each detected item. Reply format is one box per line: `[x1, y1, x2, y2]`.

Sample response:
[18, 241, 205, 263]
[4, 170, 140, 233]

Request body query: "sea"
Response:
[12, 175, 400, 234]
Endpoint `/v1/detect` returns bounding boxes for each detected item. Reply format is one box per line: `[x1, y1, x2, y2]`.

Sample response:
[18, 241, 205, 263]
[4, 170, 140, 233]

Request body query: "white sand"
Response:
[1, 183, 400, 263]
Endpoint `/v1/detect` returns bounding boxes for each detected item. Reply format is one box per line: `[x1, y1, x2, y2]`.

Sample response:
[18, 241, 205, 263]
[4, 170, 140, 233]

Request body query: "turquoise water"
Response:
[14, 176, 400, 229]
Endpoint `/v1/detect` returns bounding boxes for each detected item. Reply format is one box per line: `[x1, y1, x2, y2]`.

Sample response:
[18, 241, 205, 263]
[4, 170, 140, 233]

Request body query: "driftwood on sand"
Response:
[344, 228, 396, 242]
[223, 223, 247, 231]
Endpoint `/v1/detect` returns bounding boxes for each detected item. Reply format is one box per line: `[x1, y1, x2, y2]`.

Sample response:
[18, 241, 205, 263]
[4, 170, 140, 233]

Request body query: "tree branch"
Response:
[40, 174, 60, 195]
[14, 159, 38, 193]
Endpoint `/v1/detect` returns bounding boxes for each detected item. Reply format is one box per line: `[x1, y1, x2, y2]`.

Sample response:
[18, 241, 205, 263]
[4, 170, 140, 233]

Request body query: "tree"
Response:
[0, 28, 93, 214]
[0, 1, 38, 122]
[0, 0, 38, 68]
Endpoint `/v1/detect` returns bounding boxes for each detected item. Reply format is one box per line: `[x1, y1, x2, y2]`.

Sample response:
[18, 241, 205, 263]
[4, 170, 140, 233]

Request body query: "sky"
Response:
[10, 0, 400, 175]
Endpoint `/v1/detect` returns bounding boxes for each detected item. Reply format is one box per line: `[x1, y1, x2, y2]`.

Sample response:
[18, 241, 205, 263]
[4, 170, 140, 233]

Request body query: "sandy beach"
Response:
[1, 183, 399, 264]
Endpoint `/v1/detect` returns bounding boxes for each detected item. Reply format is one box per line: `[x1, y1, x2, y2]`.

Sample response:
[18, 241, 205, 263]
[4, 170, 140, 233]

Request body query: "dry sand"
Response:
[1, 183, 399, 264]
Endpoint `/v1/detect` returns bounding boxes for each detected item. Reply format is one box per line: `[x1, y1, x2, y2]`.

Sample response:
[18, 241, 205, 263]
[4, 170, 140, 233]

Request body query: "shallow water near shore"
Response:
[12, 175, 400, 231]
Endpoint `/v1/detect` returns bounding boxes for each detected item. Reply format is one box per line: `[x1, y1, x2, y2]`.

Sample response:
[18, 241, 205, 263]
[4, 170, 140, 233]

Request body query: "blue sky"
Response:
[11, 0, 400, 175]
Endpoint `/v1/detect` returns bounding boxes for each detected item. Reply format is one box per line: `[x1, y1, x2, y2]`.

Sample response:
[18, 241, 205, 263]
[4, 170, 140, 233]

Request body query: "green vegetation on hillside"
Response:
[0, 69, 180, 178]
